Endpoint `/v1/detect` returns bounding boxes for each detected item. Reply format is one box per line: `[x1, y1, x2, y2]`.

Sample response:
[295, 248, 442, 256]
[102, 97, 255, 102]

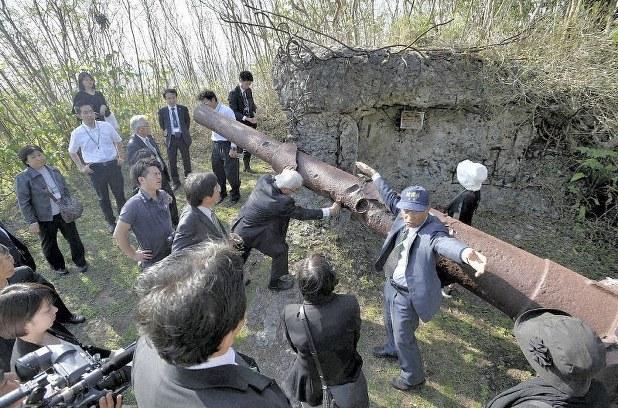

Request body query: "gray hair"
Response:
[274, 169, 303, 190]
[130, 115, 149, 132]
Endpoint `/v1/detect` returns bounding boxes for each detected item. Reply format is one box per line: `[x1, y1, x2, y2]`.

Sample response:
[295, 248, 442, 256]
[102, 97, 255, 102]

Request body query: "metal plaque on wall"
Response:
[400, 111, 425, 130]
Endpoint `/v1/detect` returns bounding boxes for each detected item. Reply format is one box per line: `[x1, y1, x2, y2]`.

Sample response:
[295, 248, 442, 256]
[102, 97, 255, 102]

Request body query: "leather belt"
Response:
[390, 279, 409, 293]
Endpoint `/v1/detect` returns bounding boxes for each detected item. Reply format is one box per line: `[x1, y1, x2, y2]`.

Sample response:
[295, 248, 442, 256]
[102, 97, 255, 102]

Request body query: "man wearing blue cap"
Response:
[356, 162, 487, 392]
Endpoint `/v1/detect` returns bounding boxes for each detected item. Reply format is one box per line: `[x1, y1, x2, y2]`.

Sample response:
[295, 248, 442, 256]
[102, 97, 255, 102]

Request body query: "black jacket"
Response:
[127, 134, 168, 172]
[0, 221, 36, 271]
[157, 105, 191, 147]
[132, 337, 291, 408]
[231, 175, 322, 256]
[446, 189, 480, 226]
[228, 85, 257, 128]
[172, 206, 229, 253]
[282, 294, 363, 405]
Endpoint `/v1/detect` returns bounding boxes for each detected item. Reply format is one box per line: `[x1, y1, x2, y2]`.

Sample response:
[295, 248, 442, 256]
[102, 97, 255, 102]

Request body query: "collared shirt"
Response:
[187, 347, 237, 370]
[119, 189, 173, 267]
[392, 226, 421, 287]
[197, 205, 214, 223]
[69, 121, 121, 163]
[37, 166, 61, 216]
[167, 105, 181, 134]
[211, 103, 237, 148]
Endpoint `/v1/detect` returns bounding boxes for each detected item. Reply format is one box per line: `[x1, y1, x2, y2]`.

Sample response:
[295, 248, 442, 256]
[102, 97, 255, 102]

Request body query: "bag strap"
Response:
[45, 190, 60, 203]
[299, 304, 329, 393]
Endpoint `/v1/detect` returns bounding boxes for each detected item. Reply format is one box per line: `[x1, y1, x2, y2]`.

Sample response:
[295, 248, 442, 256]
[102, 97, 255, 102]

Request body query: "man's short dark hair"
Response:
[296, 253, 338, 302]
[135, 243, 246, 365]
[239, 71, 253, 82]
[18, 145, 44, 166]
[0, 283, 55, 338]
[162, 88, 177, 98]
[130, 158, 161, 186]
[75, 102, 94, 113]
[184, 172, 218, 207]
[197, 90, 217, 102]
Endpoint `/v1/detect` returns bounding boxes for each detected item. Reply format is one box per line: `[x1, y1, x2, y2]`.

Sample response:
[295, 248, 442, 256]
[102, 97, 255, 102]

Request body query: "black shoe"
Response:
[172, 182, 181, 192]
[268, 279, 294, 291]
[229, 196, 240, 204]
[66, 314, 86, 324]
[107, 223, 116, 235]
[217, 194, 227, 205]
[390, 377, 425, 391]
[372, 346, 398, 360]
[54, 268, 69, 276]
[76, 263, 88, 273]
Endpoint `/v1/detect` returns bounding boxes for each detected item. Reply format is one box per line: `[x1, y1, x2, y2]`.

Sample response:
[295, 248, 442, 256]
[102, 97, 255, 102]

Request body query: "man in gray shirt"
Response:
[113, 159, 174, 269]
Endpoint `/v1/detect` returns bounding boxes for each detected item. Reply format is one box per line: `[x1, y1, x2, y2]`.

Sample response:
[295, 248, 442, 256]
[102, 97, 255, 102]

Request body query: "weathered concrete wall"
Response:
[273, 48, 565, 217]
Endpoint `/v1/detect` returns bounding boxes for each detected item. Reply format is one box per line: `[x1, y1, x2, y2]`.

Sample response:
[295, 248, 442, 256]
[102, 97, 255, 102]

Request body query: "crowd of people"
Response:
[0, 70, 611, 408]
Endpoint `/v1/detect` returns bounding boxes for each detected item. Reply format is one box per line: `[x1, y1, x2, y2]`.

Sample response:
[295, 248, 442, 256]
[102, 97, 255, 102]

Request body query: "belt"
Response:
[390, 278, 409, 293]
[90, 159, 118, 167]
[213, 140, 231, 144]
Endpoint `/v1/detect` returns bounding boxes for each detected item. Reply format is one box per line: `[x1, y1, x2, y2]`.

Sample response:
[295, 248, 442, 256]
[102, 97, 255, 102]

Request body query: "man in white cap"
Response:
[486, 308, 608, 407]
[232, 169, 341, 291]
[446, 159, 488, 226]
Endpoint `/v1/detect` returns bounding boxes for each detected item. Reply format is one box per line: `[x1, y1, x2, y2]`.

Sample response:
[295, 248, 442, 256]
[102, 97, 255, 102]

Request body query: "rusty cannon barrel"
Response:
[193, 104, 618, 346]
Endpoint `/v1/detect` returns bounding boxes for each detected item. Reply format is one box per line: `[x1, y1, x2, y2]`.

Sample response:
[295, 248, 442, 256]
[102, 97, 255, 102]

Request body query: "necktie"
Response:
[143, 137, 156, 154]
[171, 107, 179, 129]
[242, 91, 250, 115]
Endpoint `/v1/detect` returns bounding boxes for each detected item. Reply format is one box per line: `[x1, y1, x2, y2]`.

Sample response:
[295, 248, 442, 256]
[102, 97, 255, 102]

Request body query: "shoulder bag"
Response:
[299, 304, 338, 408]
[46, 191, 83, 224]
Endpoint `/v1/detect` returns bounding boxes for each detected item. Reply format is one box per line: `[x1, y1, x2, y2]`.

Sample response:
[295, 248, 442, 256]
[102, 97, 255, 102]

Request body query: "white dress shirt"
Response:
[167, 105, 181, 134]
[69, 121, 121, 163]
[197, 205, 214, 223]
[187, 347, 237, 370]
[211, 103, 237, 148]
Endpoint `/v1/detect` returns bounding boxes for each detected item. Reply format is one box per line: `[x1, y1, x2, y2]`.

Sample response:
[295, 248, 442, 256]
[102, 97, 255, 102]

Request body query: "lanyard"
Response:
[82, 123, 101, 149]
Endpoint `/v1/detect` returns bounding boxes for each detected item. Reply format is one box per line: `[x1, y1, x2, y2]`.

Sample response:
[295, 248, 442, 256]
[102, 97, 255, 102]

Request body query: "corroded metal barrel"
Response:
[194, 104, 618, 345]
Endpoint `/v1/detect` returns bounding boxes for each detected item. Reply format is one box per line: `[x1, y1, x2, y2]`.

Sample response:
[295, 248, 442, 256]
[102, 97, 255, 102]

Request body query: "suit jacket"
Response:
[15, 165, 72, 224]
[158, 105, 191, 147]
[0, 221, 36, 270]
[282, 294, 363, 405]
[228, 85, 257, 128]
[127, 134, 170, 176]
[132, 336, 291, 408]
[172, 205, 229, 252]
[374, 176, 468, 322]
[232, 175, 322, 257]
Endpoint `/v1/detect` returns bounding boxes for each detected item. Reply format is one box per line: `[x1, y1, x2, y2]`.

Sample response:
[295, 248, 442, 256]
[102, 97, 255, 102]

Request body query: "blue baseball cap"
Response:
[396, 186, 430, 211]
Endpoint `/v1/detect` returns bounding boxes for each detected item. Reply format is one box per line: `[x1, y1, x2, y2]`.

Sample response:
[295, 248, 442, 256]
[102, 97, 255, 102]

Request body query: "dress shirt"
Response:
[187, 347, 237, 370]
[197, 206, 214, 223]
[211, 103, 237, 148]
[68, 121, 121, 163]
[392, 226, 420, 287]
[167, 105, 181, 134]
[37, 166, 61, 216]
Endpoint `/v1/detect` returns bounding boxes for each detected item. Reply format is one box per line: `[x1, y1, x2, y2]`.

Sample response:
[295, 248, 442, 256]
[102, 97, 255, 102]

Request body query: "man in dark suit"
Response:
[228, 70, 257, 173]
[232, 169, 340, 291]
[157, 88, 192, 191]
[355, 161, 487, 392]
[0, 221, 36, 271]
[172, 172, 237, 253]
[127, 115, 179, 225]
[132, 243, 291, 408]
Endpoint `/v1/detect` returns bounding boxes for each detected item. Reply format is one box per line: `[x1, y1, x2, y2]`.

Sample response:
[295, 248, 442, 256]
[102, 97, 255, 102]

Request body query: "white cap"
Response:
[456, 160, 488, 191]
[274, 169, 304, 190]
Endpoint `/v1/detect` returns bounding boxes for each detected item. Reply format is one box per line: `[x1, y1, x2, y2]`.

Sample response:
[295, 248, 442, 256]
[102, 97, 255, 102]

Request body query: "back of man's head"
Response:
[274, 169, 303, 191]
[135, 243, 246, 366]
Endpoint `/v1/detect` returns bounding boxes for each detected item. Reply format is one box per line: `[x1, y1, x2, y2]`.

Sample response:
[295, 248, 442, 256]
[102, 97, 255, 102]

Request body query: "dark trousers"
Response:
[212, 141, 240, 199]
[89, 160, 126, 225]
[161, 175, 179, 226]
[242, 242, 288, 286]
[167, 135, 192, 184]
[243, 151, 252, 170]
[38, 214, 86, 271]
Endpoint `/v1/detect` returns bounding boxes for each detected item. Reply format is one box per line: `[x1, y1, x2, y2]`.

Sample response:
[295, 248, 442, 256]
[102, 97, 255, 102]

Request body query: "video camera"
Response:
[0, 341, 135, 408]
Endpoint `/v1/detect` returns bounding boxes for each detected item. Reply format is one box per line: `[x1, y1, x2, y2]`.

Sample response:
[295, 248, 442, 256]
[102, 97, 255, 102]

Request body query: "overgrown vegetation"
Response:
[1, 0, 616, 225]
